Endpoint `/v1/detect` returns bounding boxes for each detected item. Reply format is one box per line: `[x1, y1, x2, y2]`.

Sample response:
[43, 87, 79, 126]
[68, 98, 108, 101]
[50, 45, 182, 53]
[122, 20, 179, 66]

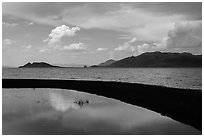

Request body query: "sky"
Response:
[2, 2, 202, 67]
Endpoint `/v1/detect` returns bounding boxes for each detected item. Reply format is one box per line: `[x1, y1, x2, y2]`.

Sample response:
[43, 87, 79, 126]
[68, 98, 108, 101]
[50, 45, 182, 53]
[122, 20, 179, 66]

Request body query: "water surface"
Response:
[2, 88, 201, 135]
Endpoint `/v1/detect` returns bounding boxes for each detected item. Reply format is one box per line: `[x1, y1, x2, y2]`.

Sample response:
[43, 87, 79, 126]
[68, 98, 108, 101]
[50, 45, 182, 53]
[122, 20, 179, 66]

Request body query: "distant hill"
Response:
[19, 62, 61, 68]
[94, 52, 202, 68]
[91, 59, 116, 67]
[98, 59, 116, 66]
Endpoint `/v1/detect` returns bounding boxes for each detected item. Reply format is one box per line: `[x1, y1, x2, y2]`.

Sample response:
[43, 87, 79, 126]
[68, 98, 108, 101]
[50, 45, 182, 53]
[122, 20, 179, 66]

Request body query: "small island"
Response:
[18, 62, 62, 68]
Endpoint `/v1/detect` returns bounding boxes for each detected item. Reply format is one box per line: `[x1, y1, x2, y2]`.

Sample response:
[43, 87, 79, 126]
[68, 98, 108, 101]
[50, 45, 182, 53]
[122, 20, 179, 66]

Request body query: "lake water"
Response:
[2, 68, 202, 89]
[2, 88, 201, 135]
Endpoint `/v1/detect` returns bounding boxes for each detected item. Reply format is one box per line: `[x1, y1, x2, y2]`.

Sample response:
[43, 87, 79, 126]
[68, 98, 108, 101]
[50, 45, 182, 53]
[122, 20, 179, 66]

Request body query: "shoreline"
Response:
[2, 78, 202, 131]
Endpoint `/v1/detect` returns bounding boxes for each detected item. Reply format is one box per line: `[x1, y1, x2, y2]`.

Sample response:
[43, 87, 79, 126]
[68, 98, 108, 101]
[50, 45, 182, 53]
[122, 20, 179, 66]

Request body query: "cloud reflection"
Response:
[49, 91, 79, 112]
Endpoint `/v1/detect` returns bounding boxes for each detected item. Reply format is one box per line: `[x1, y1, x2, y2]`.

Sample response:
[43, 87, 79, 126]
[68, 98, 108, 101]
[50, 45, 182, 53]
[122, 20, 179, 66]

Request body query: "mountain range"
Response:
[91, 52, 202, 68]
[18, 52, 202, 68]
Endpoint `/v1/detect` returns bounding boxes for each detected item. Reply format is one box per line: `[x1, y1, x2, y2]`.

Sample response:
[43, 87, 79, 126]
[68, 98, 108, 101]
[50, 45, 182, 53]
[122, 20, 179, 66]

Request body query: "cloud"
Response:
[3, 22, 18, 27]
[115, 37, 137, 52]
[3, 39, 16, 45]
[61, 5, 184, 41]
[39, 42, 86, 52]
[115, 44, 135, 52]
[40, 24, 84, 52]
[39, 48, 48, 53]
[128, 37, 137, 43]
[28, 22, 34, 25]
[97, 48, 108, 51]
[137, 43, 150, 54]
[61, 42, 86, 51]
[136, 21, 202, 54]
[114, 20, 202, 56]
[166, 21, 202, 48]
[137, 42, 166, 54]
[21, 45, 32, 52]
[23, 45, 32, 49]
[108, 51, 114, 59]
[44, 25, 80, 45]
[3, 3, 193, 41]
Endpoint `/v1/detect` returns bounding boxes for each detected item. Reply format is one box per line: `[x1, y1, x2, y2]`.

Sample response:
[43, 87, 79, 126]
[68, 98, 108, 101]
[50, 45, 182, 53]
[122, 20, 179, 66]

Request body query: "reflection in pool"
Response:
[2, 88, 201, 135]
[49, 91, 80, 112]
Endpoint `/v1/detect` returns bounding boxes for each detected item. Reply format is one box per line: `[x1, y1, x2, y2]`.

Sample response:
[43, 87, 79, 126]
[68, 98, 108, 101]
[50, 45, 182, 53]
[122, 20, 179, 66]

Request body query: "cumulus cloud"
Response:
[128, 37, 137, 43]
[137, 43, 166, 54]
[3, 39, 16, 45]
[40, 25, 85, 52]
[115, 44, 135, 52]
[61, 42, 86, 51]
[136, 21, 202, 54]
[166, 21, 202, 48]
[137, 43, 150, 54]
[44, 25, 80, 45]
[97, 48, 108, 51]
[115, 37, 137, 52]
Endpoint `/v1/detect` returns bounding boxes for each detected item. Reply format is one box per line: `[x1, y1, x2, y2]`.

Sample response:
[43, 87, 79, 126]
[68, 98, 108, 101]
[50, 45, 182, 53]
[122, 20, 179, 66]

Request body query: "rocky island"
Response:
[19, 62, 62, 68]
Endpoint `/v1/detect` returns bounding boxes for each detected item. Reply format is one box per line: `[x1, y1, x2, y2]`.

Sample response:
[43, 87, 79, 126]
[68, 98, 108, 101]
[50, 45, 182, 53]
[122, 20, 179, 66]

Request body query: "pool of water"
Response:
[2, 88, 201, 135]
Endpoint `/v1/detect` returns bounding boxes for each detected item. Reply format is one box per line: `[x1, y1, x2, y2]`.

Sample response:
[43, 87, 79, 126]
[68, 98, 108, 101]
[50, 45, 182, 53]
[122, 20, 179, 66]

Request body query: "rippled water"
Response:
[3, 68, 202, 89]
[2, 88, 201, 135]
